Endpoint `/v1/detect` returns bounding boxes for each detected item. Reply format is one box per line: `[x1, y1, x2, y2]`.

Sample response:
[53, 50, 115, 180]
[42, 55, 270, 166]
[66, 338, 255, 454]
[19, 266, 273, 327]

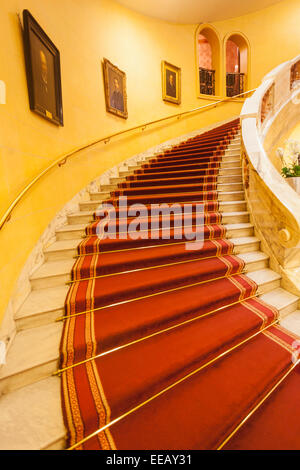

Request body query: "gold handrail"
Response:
[0, 89, 255, 231]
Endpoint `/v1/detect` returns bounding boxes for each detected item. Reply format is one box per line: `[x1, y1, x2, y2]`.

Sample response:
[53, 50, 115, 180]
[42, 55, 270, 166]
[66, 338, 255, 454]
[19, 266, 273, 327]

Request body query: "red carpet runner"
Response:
[60, 119, 300, 450]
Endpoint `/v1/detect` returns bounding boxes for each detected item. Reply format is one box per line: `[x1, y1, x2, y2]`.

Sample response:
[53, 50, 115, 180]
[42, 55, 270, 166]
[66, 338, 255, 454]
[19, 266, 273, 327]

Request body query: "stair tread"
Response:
[0, 376, 65, 450]
[87, 190, 245, 204]
[260, 287, 299, 310]
[30, 259, 74, 280]
[280, 310, 300, 337]
[69, 210, 94, 217]
[229, 236, 259, 245]
[238, 251, 268, 263]
[0, 323, 62, 380]
[15, 286, 69, 319]
[56, 223, 87, 233]
[44, 238, 81, 253]
[246, 268, 281, 285]
[219, 200, 245, 206]
[225, 223, 253, 230]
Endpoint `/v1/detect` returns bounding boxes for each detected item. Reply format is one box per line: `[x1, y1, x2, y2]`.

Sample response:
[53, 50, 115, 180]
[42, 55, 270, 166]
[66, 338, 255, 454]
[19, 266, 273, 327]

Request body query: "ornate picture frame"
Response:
[23, 9, 64, 126]
[162, 60, 181, 105]
[102, 58, 128, 119]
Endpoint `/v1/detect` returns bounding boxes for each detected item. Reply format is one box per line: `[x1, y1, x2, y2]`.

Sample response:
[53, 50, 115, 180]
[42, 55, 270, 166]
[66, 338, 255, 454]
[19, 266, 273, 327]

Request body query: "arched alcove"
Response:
[225, 32, 250, 97]
[196, 24, 221, 97]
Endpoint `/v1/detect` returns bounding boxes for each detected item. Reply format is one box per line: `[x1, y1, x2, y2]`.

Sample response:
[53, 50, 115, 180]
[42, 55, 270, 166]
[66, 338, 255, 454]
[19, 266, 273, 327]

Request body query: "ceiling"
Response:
[115, 0, 284, 24]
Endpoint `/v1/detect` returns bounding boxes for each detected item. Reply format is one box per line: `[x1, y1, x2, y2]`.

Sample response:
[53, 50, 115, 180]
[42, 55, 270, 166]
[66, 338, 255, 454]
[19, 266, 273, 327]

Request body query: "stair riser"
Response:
[279, 301, 299, 319]
[220, 160, 241, 168]
[30, 273, 70, 290]
[219, 168, 242, 176]
[221, 155, 240, 162]
[220, 202, 247, 212]
[90, 183, 244, 200]
[99, 177, 243, 193]
[56, 213, 250, 241]
[48, 227, 252, 262]
[218, 191, 244, 202]
[245, 259, 269, 273]
[233, 240, 260, 254]
[0, 360, 58, 395]
[56, 228, 84, 241]
[68, 213, 94, 225]
[222, 213, 249, 223]
[15, 308, 64, 331]
[113, 167, 242, 183]
[218, 175, 242, 184]
[82, 191, 244, 211]
[226, 145, 240, 152]
[226, 227, 254, 238]
[257, 279, 281, 295]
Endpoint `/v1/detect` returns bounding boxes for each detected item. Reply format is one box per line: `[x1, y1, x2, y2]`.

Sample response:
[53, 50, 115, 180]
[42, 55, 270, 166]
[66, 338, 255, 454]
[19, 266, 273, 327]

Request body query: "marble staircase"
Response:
[1, 132, 300, 450]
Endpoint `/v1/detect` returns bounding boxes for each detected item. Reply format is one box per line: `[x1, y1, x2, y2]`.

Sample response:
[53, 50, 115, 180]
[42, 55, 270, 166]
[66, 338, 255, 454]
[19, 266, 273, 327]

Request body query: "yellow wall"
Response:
[1, 0, 300, 324]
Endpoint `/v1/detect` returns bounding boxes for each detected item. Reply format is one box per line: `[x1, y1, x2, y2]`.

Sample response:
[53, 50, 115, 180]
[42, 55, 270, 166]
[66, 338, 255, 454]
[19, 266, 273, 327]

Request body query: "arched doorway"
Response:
[196, 25, 221, 96]
[225, 33, 249, 97]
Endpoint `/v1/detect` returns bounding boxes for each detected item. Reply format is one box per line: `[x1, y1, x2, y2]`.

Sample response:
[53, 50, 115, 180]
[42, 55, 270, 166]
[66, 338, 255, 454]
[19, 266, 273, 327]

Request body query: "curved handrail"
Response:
[241, 54, 300, 267]
[0, 89, 255, 231]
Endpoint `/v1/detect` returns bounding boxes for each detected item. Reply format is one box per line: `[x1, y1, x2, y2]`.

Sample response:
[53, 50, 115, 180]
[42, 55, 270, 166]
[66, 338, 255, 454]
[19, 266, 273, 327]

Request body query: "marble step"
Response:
[220, 159, 241, 169]
[67, 210, 94, 225]
[0, 322, 63, 394]
[246, 268, 281, 295]
[100, 174, 243, 192]
[260, 287, 299, 319]
[30, 259, 74, 289]
[0, 265, 281, 398]
[111, 166, 243, 183]
[0, 376, 66, 450]
[225, 223, 254, 238]
[231, 236, 260, 254]
[118, 163, 242, 177]
[238, 251, 269, 273]
[46, 223, 253, 263]
[219, 166, 242, 176]
[90, 182, 244, 200]
[222, 211, 249, 224]
[226, 144, 240, 151]
[56, 212, 251, 241]
[280, 310, 300, 337]
[67, 200, 248, 225]
[15, 285, 69, 331]
[90, 181, 243, 201]
[18, 248, 266, 334]
[32, 235, 261, 291]
[80, 190, 245, 212]
[219, 200, 247, 212]
[224, 150, 240, 157]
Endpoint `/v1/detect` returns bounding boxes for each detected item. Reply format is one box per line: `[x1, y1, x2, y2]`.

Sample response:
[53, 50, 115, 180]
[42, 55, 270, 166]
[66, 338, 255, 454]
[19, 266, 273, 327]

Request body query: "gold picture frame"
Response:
[162, 60, 181, 105]
[102, 58, 128, 119]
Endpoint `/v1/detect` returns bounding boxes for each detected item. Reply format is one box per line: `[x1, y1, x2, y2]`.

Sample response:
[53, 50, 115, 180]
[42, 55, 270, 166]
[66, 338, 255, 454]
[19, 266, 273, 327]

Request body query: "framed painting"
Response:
[23, 9, 63, 126]
[162, 61, 181, 105]
[102, 58, 128, 119]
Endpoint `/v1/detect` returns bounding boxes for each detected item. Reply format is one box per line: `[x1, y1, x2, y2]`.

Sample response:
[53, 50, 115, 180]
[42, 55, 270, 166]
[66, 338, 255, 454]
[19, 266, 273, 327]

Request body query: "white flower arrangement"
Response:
[277, 139, 300, 177]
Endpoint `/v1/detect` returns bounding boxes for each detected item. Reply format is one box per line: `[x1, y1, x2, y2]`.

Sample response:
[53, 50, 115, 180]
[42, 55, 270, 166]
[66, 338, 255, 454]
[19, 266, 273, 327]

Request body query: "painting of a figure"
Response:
[23, 9, 63, 125]
[162, 61, 181, 105]
[103, 59, 128, 119]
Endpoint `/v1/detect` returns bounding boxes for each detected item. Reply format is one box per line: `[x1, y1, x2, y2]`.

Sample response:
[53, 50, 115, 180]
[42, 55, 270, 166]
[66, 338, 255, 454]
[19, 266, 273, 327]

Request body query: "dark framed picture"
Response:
[23, 9, 63, 126]
[162, 61, 181, 105]
[102, 58, 128, 119]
